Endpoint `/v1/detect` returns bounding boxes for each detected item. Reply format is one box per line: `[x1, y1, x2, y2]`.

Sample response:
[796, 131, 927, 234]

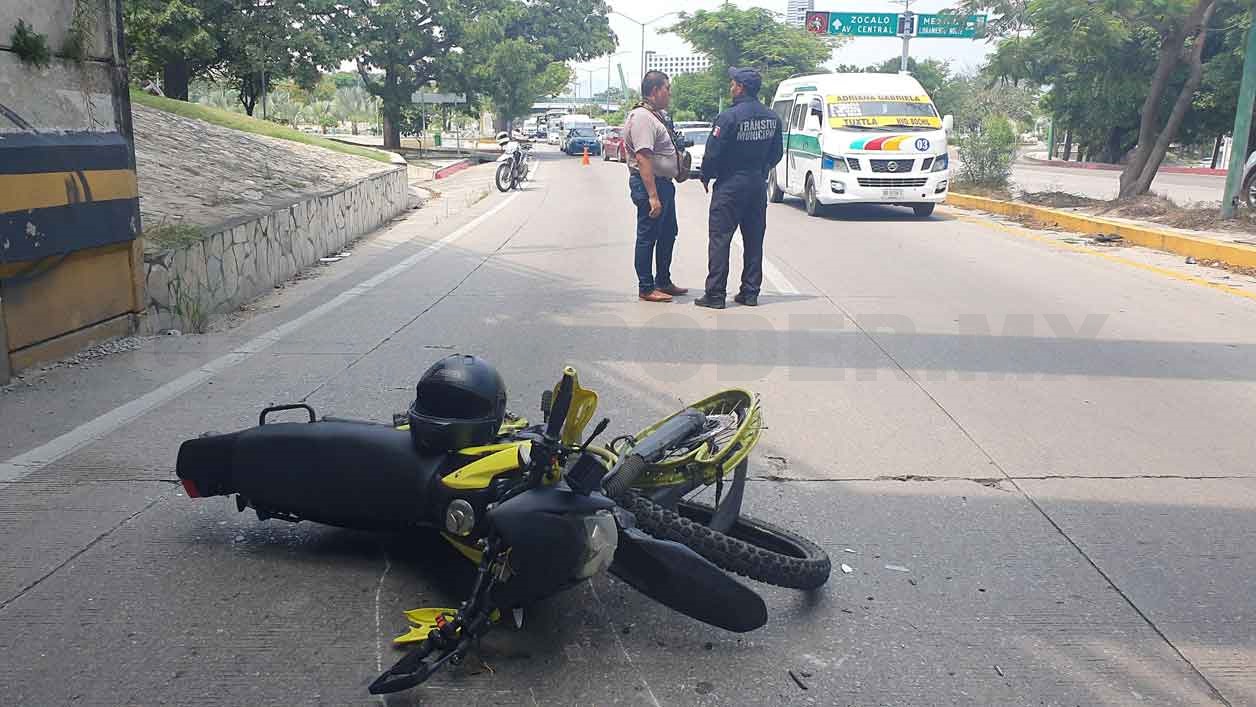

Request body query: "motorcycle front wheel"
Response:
[495, 162, 516, 192]
[620, 490, 831, 590]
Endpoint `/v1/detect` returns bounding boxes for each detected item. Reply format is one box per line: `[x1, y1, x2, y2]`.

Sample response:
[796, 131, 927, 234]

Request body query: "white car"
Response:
[680, 127, 711, 178]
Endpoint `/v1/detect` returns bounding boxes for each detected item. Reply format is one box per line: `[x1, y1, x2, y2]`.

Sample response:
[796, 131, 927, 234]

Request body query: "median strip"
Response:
[945, 192, 1256, 270]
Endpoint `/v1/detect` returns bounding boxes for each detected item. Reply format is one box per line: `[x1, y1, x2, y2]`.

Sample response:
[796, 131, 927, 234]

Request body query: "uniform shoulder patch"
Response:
[713, 126, 721, 138]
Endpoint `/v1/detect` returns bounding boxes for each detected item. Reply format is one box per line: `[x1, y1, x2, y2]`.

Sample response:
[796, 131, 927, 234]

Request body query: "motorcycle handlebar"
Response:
[545, 368, 576, 441]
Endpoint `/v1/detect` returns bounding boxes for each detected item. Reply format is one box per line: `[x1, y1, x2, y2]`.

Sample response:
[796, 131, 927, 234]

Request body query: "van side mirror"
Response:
[942, 114, 954, 132]
[805, 113, 822, 133]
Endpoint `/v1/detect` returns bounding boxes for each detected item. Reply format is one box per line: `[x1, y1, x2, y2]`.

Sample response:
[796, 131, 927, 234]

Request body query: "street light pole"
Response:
[610, 11, 679, 89]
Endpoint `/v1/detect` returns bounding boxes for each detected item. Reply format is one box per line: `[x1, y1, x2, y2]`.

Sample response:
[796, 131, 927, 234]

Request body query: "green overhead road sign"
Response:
[805, 11, 988, 39]
[915, 13, 988, 38]
[806, 11, 899, 37]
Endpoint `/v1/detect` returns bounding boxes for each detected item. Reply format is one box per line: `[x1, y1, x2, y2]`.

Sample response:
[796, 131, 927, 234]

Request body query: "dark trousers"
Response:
[629, 173, 678, 294]
[705, 174, 767, 300]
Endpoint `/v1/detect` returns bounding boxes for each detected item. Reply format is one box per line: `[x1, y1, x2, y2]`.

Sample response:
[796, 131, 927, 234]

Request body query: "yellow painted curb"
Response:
[946, 192, 1256, 270]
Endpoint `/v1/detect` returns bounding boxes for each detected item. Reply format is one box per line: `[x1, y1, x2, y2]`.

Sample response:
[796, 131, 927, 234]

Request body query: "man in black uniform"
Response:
[694, 67, 784, 309]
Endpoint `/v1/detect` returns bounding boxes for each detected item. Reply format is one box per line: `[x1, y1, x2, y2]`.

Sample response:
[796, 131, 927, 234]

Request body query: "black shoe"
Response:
[734, 293, 758, 307]
[694, 295, 726, 310]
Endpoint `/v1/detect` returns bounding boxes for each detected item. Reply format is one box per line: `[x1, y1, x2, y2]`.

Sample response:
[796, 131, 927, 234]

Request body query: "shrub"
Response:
[11, 19, 51, 68]
[957, 114, 1017, 188]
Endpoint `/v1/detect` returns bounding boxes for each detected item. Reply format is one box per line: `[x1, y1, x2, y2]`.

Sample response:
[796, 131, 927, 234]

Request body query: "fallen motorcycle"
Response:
[175, 355, 830, 694]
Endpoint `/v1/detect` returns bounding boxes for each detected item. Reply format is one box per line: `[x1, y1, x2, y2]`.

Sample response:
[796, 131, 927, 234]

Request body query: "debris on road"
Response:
[884, 564, 910, 573]
[788, 670, 809, 690]
[1186, 255, 1198, 264]
[994, 664, 1005, 677]
[843, 548, 857, 554]
[840, 564, 854, 574]
[695, 681, 715, 695]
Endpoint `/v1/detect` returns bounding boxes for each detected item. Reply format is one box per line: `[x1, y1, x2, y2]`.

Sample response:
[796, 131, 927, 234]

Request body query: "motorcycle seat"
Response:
[180, 421, 452, 530]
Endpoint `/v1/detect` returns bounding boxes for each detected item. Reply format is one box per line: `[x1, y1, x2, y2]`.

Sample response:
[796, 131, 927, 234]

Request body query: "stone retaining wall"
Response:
[142, 166, 409, 333]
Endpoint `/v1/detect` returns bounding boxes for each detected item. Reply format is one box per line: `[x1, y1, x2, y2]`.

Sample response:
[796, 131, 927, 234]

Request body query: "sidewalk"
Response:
[1023, 151, 1227, 176]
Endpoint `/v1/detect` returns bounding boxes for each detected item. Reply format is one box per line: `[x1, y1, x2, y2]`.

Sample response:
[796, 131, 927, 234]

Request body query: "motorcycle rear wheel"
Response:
[620, 490, 831, 590]
[495, 162, 515, 192]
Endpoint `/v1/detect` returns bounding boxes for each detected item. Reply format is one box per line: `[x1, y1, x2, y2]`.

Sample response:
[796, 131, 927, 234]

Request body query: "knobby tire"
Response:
[618, 490, 831, 590]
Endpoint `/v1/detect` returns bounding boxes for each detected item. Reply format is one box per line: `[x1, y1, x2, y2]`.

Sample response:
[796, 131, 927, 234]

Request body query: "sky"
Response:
[571, 0, 998, 98]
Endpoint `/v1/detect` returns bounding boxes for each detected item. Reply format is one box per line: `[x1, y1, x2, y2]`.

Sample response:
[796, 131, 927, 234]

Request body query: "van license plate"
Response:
[881, 189, 905, 199]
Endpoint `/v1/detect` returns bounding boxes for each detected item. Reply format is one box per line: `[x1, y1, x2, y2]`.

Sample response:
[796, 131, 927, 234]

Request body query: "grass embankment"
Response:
[129, 89, 395, 164]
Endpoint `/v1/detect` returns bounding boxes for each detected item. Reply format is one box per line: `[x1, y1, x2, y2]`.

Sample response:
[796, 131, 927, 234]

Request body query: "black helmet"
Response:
[408, 354, 507, 451]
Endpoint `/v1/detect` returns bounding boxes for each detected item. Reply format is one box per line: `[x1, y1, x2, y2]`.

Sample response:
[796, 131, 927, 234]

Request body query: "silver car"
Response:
[1245, 151, 1256, 208]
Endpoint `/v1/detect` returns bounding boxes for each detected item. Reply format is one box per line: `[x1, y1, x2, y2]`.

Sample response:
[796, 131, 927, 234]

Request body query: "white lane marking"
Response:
[730, 238, 800, 296]
[0, 191, 520, 483]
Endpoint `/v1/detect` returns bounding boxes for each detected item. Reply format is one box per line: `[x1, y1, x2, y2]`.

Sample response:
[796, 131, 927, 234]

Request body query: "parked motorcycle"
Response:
[175, 355, 830, 694]
[495, 132, 532, 192]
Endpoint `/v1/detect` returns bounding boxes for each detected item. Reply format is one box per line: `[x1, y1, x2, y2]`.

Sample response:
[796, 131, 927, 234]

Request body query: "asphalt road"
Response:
[1011, 161, 1229, 205]
[3, 147, 1256, 705]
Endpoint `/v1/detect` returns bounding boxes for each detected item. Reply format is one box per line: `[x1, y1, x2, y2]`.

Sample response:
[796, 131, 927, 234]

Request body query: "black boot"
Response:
[734, 292, 758, 307]
[694, 294, 726, 309]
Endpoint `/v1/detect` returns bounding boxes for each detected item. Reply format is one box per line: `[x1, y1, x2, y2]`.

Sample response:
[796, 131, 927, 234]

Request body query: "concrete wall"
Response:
[142, 167, 410, 334]
[0, 0, 141, 381]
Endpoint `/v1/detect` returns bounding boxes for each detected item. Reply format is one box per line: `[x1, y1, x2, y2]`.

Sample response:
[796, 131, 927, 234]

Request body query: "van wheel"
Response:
[804, 175, 822, 217]
[912, 203, 936, 217]
[767, 169, 784, 203]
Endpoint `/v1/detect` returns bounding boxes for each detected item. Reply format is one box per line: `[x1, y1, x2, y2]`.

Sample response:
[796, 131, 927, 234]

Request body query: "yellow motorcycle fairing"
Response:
[393, 607, 502, 645]
[441, 441, 530, 490]
[550, 367, 599, 446]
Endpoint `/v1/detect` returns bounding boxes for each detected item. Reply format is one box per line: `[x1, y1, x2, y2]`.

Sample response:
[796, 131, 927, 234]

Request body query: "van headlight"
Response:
[931, 154, 950, 172]
[574, 510, 619, 580]
[822, 154, 849, 173]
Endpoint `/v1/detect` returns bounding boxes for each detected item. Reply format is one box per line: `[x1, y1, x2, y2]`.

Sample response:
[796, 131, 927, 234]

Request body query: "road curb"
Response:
[947, 192, 1256, 269]
[1022, 155, 1226, 176]
[435, 159, 476, 180]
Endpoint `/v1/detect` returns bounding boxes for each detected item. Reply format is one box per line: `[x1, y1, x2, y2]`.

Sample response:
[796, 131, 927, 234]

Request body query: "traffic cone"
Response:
[582, 146, 590, 165]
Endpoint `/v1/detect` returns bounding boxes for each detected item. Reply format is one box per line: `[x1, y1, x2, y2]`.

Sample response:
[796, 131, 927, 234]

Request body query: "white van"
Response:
[769, 73, 954, 217]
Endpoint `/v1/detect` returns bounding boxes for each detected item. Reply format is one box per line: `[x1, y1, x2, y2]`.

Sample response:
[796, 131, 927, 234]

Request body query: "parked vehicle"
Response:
[1244, 151, 1255, 208]
[175, 360, 830, 695]
[563, 127, 601, 156]
[679, 127, 710, 176]
[769, 73, 954, 218]
[675, 121, 712, 131]
[601, 128, 625, 162]
[494, 133, 533, 192]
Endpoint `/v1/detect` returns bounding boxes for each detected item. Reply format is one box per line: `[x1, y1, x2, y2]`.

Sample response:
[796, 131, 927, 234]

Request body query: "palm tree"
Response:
[334, 84, 381, 135]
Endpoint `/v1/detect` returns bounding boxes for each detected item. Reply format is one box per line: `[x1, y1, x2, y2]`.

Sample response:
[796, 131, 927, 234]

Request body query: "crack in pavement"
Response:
[0, 494, 168, 613]
[750, 473, 1252, 483]
[781, 256, 1235, 707]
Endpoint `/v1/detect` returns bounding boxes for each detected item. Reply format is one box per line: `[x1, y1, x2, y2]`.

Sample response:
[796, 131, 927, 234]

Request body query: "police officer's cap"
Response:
[728, 67, 762, 95]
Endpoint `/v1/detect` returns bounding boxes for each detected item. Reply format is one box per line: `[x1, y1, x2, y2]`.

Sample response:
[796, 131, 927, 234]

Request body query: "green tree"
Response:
[454, 0, 614, 129]
[334, 83, 381, 135]
[666, 5, 838, 102]
[669, 70, 723, 122]
[336, 0, 471, 149]
[123, 0, 218, 99]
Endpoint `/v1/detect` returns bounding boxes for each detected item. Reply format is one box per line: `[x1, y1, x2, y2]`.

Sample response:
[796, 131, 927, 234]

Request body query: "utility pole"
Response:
[1221, 10, 1256, 218]
[898, 0, 915, 73]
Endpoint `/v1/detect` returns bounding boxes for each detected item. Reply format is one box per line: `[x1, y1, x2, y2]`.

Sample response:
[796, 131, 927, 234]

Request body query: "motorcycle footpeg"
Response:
[368, 642, 440, 695]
